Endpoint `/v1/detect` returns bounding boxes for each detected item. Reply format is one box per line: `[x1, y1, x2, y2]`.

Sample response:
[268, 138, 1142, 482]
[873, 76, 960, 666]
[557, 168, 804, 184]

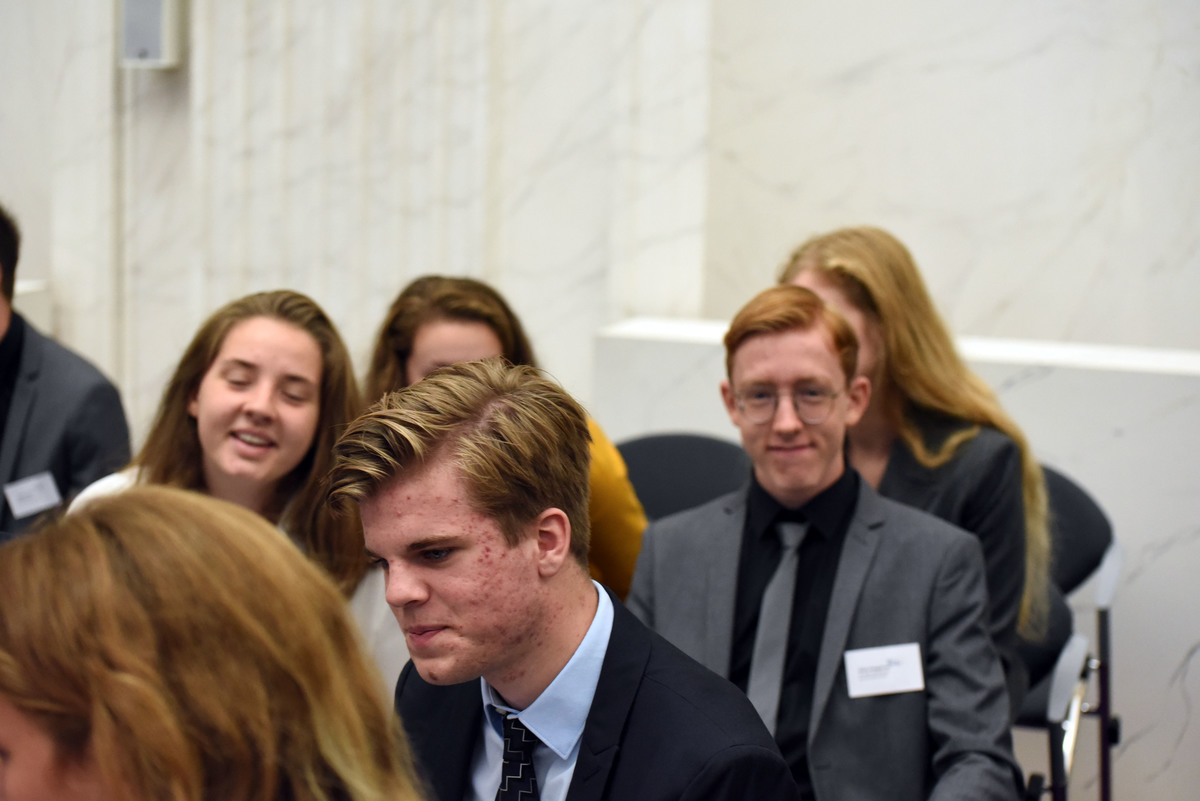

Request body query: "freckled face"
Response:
[721, 326, 868, 508]
[359, 458, 547, 690]
[0, 694, 109, 801]
[404, 319, 504, 386]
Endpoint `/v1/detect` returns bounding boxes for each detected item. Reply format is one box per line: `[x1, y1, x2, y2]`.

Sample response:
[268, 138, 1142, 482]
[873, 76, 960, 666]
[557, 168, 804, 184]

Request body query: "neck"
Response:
[489, 573, 599, 710]
[853, 375, 902, 449]
[845, 386, 899, 489]
[0, 300, 12, 341]
[204, 473, 277, 521]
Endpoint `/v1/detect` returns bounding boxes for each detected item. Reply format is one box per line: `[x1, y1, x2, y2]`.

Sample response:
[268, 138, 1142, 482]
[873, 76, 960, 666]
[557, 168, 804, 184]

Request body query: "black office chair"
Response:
[616, 432, 750, 521]
[1017, 465, 1122, 801]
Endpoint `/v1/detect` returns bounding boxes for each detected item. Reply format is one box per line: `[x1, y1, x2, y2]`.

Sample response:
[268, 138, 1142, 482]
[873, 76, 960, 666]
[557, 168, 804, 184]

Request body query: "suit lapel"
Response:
[0, 322, 42, 485]
[809, 483, 885, 738]
[568, 594, 652, 801]
[702, 491, 746, 675]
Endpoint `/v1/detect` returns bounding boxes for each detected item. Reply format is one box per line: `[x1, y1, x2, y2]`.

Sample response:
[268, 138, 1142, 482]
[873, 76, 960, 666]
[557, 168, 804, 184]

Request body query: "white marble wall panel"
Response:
[705, 0, 1200, 349]
[48, 0, 122, 377]
[594, 320, 1200, 798]
[609, 0, 711, 320]
[0, 1, 64, 294]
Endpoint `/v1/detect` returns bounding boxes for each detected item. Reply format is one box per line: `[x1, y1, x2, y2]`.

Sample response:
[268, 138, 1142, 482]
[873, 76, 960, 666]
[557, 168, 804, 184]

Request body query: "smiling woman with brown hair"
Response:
[71, 290, 409, 688]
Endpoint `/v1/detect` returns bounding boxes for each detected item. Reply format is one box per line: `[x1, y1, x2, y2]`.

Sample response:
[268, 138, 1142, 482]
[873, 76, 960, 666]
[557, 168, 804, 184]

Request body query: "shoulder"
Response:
[69, 469, 139, 512]
[645, 487, 746, 536]
[607, 618, 796, 798]
[857, 483, 981, 556]
[21, 321, 117, 391]
[630, 619, 787, 748]
[911, 407, 1019, 466]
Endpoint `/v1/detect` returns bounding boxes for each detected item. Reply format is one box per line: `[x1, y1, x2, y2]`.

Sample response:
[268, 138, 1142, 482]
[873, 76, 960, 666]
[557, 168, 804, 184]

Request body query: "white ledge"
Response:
[599, 317, 1200, 377]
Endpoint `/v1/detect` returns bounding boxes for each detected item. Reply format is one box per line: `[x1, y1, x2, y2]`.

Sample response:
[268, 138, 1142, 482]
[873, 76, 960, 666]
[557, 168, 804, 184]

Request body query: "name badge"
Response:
[844, 642, 925, 698]
[4, 472, 63, 520]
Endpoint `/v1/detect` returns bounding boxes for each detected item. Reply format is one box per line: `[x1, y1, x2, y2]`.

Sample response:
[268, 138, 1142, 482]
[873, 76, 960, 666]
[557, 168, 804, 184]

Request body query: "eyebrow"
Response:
[364, 535, 462, 561]
[220, 358, 317, 387]
[404, 535, 461, 553]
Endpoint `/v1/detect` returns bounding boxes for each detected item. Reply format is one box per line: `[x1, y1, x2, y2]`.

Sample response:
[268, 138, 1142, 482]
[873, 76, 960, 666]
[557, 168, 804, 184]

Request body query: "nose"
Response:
[771, 392, 803, 434]
[242, 381, 276, 422]
[384, 562, 429, 609]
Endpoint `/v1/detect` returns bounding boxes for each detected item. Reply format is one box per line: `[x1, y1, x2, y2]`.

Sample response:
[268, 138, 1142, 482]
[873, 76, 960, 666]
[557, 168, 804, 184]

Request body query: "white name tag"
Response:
[4, 472, 63, 520]
[844, 642, 925, 698]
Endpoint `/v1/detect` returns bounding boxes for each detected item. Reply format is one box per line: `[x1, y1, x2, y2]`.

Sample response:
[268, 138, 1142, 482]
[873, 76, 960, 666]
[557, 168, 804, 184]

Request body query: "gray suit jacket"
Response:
[627, 479, 1021, 801]
[1, 316, 130, 536]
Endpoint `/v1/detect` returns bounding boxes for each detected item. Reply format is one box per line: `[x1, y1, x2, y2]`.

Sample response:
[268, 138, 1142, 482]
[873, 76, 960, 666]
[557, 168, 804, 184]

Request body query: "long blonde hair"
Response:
[780, 226, 1050, 636]
[133, 290, 366, 593]
[0, 486, 424, 801]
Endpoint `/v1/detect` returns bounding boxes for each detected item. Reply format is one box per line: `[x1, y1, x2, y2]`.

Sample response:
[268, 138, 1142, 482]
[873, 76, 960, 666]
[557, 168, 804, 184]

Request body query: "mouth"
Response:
[232, 430, 275, 448]
[405, 625, 447, 649]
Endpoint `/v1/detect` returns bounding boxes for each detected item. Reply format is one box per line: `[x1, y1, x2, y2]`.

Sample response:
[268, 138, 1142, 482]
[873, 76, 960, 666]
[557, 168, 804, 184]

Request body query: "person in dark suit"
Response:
[627, 286, 1022, 801]
[328, 358, 800, 801]
[0, 201, 129, 537]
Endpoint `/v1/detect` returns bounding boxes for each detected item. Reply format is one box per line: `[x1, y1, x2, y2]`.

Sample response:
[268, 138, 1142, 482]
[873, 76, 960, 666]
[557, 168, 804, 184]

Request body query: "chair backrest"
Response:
[616, 432, 751, 521]
[1042, 464, 1113, 594]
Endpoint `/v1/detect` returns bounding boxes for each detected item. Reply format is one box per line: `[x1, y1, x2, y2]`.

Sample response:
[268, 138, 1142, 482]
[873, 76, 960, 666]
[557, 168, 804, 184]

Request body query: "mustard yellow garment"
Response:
[586, 417, 647, 599]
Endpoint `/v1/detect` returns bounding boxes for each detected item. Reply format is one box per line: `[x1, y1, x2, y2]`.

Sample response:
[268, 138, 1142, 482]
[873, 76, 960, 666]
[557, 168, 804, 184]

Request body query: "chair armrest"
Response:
[1093, 541, 1123, 610]
[1046, 633, 1090, 724]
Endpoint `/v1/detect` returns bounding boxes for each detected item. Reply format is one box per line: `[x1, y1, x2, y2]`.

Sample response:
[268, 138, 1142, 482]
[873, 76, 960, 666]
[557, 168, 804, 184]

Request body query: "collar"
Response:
[746, 466, 859, 543]
[0, 311, 25, 377]
[480, 580, 614, 760]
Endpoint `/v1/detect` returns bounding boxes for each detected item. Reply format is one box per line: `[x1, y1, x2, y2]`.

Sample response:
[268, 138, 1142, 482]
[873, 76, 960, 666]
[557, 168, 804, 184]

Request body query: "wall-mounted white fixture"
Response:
[121, 0, 183, 69]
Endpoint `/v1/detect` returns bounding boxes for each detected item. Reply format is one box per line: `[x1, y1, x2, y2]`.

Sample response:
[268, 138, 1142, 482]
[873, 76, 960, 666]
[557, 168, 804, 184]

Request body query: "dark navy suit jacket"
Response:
[395, 587, 801, 801]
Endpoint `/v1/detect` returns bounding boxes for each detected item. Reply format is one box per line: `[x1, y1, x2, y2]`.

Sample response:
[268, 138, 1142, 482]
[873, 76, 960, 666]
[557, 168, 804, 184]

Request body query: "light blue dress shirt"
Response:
[468, 581, 614, 801]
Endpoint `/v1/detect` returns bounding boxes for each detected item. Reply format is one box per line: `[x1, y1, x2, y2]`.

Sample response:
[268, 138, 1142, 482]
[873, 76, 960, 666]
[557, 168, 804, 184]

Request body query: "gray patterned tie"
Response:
[746, 521, 807, 734]
[496, 712, 540, 801]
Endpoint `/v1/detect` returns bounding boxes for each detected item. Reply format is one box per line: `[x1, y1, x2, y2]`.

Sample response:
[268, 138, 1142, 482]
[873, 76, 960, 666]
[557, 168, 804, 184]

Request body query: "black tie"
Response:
[496, 713, 540, 801]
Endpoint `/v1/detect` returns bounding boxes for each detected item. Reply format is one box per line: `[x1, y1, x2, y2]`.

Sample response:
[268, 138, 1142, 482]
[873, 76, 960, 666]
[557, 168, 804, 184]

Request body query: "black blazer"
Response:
[396, 588, 801, 801]
[877, 406, 1027, 711]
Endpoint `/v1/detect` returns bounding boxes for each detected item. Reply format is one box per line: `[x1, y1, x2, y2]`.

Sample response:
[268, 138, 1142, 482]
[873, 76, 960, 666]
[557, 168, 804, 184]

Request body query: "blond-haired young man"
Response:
[330, 359, 799, 801]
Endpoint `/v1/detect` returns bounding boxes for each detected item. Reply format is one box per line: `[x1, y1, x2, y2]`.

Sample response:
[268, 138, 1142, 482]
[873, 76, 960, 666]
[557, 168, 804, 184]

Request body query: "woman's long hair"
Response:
[364, 275, 538, 402]
[780, 226, 1050, 636]
[133, 290, 365, 592]
[0, 487, 425, 801]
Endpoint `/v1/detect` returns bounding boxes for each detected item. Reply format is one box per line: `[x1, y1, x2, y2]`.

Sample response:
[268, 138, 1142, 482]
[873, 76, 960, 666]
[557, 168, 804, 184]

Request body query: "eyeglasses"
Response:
[734, 385, 843, 425]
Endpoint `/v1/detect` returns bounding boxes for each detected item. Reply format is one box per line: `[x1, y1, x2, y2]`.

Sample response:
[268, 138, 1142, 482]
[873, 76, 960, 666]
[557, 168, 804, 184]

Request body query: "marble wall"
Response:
[2, 0, 1198, 796]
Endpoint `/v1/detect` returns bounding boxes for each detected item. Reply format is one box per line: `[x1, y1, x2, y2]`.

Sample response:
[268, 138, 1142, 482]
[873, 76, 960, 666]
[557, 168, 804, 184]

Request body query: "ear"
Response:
[720, 379, 739, 425]
[533, 507, 573, 578]
[844, 375, 871, 427]
[186, 390, 200, 419]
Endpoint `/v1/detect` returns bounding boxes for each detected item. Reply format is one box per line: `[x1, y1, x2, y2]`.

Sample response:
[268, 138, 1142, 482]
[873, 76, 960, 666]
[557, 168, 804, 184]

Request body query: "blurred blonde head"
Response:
[0, 487, 424, 801]
[780, 225, 1050, 635]
[133, 289, 365, 593]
